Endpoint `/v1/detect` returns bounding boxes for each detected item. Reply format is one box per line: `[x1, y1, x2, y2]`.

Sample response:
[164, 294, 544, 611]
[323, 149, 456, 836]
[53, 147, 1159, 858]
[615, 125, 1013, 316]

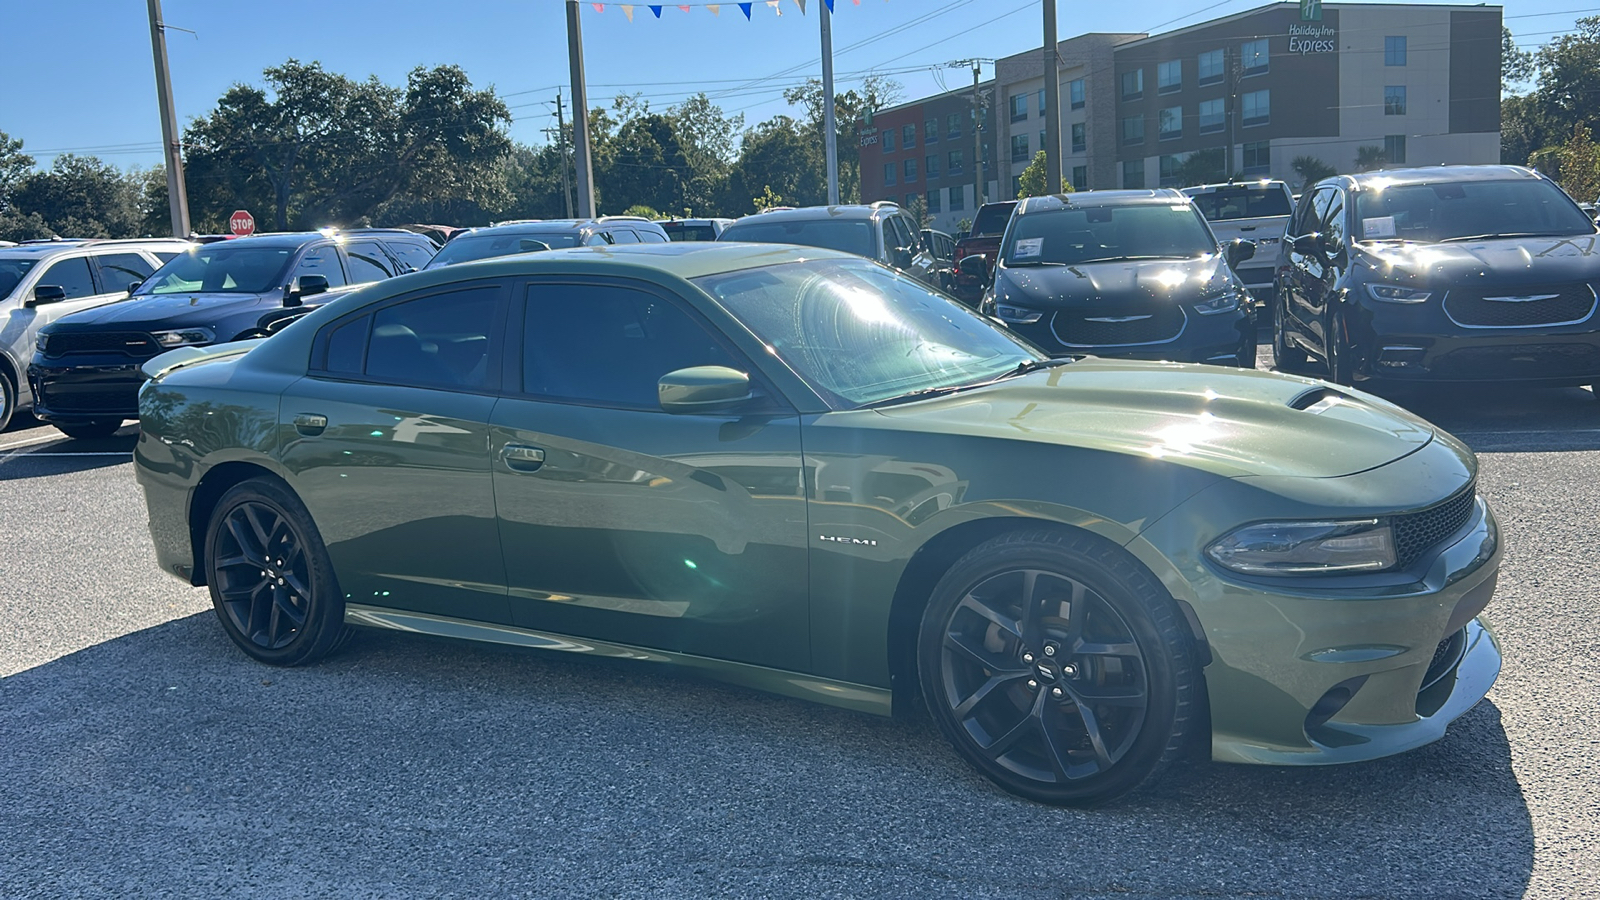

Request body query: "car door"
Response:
[1316, 187, 1353, 355]
[15, 255, 112, 358]
[895, 215, 939, 286]
[277, 278, 512, 624]
[1284, 188, 1335, 349]
[92, 251, 158, 295]
[490, 277, 810, 671]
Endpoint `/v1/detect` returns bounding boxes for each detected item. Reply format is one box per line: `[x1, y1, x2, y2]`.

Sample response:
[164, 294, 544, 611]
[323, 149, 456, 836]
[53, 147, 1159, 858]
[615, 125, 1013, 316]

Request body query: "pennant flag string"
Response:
[582, 0, 882, 16]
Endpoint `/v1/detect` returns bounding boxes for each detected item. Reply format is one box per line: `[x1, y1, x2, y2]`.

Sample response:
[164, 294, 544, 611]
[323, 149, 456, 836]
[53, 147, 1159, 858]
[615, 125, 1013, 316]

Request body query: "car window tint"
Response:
[609, 230, 641, 244]
[387, 241, 435, 271]
[37, 257, 97, 300]
[291, 246, 347, 288]
[1309, 189, 1335, 236]
[638, 230, 669, 243]
[879, 221, 897, 255]
[522, 283, 741, 410]
[153, 251, 182, 263]
[344, 241, 394, 282]
[362, 287, 499, 390]
[585, 232, 612, 246]
[94, 253, 155, 292]
[323, 314, 370, 374]
[1322, 190, 1347, 246]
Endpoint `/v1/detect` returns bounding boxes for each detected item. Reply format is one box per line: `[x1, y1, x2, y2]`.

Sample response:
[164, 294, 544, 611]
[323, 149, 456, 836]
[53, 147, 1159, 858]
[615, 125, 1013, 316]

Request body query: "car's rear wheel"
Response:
[1271, 297, 1307, 369]
[1325, 323, 1355, 386]
[55, 420, 123, 440]
[204, 477, 349, 666]
[918, 529, 1199, 806]
[0, 372, 15, 433]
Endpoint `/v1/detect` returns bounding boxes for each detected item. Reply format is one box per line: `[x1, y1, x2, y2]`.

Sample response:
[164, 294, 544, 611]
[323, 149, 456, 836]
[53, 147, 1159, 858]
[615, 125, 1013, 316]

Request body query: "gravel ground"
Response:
[1, 372, 1597, 898]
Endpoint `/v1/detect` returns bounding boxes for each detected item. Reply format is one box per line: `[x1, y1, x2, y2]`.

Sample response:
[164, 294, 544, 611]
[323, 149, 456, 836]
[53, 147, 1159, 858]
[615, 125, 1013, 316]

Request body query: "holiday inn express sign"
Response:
[1288, 22, 1336, 53]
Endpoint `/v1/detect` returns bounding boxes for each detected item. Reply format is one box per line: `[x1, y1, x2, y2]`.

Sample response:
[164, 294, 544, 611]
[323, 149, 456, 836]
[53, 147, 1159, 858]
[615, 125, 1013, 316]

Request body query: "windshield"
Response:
[136, 245, 293, 295]
[694, 258, 1039, 407]
[969, 203, 1017, 237]
[718, 218, 876, 258]
[1001, 205, 1216, 265]
[1188, 188, 1292, 220]
[0, 257, 39, 300]
[427, 230, 582, 268]
[1352, 178, 1598, 243]
[662, 224, 719, 242]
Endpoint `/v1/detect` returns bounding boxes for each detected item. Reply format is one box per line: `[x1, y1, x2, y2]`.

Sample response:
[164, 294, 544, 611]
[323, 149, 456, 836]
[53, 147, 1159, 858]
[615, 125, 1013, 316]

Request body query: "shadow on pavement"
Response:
[0, 612, 1533, 898]
[0, 424, 137, 481]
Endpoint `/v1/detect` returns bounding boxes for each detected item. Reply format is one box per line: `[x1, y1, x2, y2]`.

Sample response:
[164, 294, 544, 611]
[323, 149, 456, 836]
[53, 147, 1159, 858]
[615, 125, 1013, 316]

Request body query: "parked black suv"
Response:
[29, 229, 435, 438]
[975, 190, 1257, 367]
[425, 217, 670, 268]
[1274, 165, 1600, 392]
[717, 203, 942, 289]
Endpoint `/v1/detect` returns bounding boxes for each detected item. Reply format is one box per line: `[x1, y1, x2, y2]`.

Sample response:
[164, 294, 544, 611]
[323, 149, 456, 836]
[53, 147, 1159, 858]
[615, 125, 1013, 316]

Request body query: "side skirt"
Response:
[345, 604, 894, 717]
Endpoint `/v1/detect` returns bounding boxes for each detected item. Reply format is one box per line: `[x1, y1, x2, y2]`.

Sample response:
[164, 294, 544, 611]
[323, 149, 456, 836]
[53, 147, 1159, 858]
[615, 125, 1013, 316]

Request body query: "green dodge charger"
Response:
[134, 243, 1501, 805]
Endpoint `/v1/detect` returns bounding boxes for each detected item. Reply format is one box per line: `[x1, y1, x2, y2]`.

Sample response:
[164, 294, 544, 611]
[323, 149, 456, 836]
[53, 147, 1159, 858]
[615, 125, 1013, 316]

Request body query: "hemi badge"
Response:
[818, 535, 878, 546]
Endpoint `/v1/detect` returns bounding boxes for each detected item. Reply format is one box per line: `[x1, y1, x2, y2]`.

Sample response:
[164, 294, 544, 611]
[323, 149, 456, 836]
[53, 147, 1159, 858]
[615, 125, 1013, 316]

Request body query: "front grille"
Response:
[1050, 305, 1186, 346]
[1443, 283, 1597, 328]
[1430, 342, 1600, 378]
[42, 387, 141, 413]
[1392, 483, 1476, 568]
[43, 332, 162, 357]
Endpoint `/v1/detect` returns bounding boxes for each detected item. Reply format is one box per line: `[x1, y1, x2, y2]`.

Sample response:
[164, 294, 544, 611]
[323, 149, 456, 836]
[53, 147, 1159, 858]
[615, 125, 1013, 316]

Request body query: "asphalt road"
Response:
[2, 360, 1598, 898]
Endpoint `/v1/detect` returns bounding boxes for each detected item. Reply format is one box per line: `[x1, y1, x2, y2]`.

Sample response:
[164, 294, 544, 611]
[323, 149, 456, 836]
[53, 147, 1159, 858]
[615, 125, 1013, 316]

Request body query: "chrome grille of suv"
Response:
[1443, 284, 1597, 328]
[1392, 482, 1476, 568]
[1050, 306, 1185, 346]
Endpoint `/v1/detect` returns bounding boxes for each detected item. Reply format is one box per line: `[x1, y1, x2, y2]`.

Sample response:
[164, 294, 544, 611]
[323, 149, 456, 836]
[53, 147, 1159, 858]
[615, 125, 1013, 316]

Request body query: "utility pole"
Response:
[951, 59, 988, 214]
[1043, 0, 1062, 194]
[1225, 46, 1238, 179]
[146, 0, 190, 237]
[822, 3, 839, 205]
[565, 0, 596, 218]
[554, 91, 574, 218]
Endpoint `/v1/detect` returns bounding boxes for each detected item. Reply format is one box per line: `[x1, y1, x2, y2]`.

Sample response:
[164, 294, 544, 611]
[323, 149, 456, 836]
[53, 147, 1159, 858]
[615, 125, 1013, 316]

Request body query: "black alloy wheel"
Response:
[1271, 296, 1307, 369]
[918, 529, 1199, 806]
[55, 420, 123, 440]
[1325, 317, 1354, 386]
[205, 477, 349, 665]
[0, 373, 14, 433]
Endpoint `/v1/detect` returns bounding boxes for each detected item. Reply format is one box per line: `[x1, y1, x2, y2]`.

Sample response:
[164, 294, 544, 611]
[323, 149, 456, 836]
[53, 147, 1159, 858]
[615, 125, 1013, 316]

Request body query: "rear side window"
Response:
[1189, 188, 1293, 221]
[37, 257, 97, 300]
[94, 253, 156, 292]
[323, 314, 370, 374]
[609, 230, 641, 244]
[344, 241, 395, 282]
[387, 241, 436, 271]
[291, 246, 348, 288]
[638, 230, 669, 244]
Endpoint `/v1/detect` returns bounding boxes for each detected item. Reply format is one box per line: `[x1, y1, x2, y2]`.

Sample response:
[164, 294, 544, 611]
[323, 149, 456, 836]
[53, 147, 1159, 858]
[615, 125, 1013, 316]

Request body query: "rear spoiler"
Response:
[140, 340, 260, 381]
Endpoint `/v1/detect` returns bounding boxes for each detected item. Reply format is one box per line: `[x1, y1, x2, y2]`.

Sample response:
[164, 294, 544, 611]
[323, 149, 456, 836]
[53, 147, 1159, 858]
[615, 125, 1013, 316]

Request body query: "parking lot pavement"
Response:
[2, 380, 1598, 898]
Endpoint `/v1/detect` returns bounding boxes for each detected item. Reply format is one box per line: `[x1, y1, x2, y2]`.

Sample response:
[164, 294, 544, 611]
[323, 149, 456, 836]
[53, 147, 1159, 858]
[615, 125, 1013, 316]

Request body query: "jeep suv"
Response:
[29, 230, 432, 438]
[426, 217, 670, 269]
[716, 203, 941, 289]
[0, 238, 191, 432]
[1275, 165, 1600, 392]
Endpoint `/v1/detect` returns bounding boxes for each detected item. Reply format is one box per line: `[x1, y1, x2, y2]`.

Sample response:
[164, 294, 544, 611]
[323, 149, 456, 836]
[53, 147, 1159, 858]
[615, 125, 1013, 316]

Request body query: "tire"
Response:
[1325, 320, 1354, 386]
[917, 528, 1200, 806]
[1236, 333, 1257, 369]
[1271, 297, 1307, 370]
[204, 477, 350, 666]
[55, 420, 123, 440]
[0, 372, 14, 433]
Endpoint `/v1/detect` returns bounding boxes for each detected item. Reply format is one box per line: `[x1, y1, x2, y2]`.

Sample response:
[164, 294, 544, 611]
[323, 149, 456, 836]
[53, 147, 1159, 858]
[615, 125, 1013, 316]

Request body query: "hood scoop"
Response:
[1287, 386, 1352, 414]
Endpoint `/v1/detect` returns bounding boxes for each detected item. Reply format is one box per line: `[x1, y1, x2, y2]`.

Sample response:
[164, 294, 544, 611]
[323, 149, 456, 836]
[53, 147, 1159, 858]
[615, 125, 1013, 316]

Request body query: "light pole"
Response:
[146, 0, 190, 237]
[1043, 0, 1061, 194]
[822, 2, 839, 205]
[566, 0, 596, 218]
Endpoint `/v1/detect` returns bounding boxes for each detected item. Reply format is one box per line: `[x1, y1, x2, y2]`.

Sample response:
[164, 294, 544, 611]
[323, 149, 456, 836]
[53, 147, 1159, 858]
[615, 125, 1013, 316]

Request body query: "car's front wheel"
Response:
[0, 372, 15, 433]
[918, 529, 1200, 806]
[204, 477, 350, 666]
[55, 420, 123, 440]
[1271, 297, 1307, 370]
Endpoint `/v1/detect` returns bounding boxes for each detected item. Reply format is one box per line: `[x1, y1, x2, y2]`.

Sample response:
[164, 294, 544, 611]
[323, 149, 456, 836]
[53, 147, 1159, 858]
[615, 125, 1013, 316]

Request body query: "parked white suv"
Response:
[0, 238, 191, 431]
[1181, 180, 1295, 304]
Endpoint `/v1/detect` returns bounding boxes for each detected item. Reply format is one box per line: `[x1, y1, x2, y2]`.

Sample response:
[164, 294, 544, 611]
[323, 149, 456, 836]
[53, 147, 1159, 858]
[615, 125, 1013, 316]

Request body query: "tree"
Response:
[1015, 150, 1049, 198]
[8, 153, 144, 238]
[599, 112, 692, 215]
[0, 130, 47, 241]
[1557, 124, 1600, 205]
[782, 74, 901, 203]
[1175, 149, 1225, 187]
[1291, 155, 1337, 192]
[722, 116, 825, 215]
[1528, 17, 1600, 143]
[666, 93, 742, 215]
[1354, 145, 1388, 172]
[1502, 27, 1534, 86]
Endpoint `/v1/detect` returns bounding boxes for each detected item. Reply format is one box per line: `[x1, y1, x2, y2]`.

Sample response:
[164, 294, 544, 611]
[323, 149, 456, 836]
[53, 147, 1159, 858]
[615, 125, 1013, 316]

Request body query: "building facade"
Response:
[855, 85, 998, 235]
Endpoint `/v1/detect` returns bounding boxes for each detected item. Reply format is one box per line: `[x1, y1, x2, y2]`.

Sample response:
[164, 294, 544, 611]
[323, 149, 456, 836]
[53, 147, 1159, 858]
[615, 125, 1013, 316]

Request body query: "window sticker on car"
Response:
[1362, 216, 1397, 239]
[1013, 238, 1044, 259]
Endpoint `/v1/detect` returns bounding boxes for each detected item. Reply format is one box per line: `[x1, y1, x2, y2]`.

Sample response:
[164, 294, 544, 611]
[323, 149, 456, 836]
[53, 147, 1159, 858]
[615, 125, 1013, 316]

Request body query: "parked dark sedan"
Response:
[1274, 165, 1600, 392]
[977, 191, 1257, 367]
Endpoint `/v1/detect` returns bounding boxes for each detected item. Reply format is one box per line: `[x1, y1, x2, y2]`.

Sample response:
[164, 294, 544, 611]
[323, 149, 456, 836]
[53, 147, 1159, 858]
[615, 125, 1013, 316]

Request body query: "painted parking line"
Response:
[0, 452, 132, 459]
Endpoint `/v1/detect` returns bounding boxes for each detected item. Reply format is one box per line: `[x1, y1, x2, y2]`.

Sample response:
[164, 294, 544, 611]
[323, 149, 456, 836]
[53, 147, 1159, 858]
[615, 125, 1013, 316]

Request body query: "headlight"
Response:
[1366, 284, 1431, 304]
[995, 303, 1043, 324]
[150, 327, 215, 348]
[1192, 291, 1241, 316]
[35, 333, 50, 354]
[1206, 519, 1396, 575]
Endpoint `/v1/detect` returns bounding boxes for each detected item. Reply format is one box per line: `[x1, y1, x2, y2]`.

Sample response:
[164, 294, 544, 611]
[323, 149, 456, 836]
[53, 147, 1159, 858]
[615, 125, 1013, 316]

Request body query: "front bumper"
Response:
[27, 355, 147, 424]
[1344, 292, 1600, 384]
[1004, 304, 1256, 367]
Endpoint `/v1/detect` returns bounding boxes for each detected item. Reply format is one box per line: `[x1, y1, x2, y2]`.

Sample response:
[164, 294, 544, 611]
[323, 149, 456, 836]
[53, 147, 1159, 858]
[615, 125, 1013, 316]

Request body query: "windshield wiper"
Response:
[996, 357, 1077, 379]
[1073, 255, 1175, 263]
[1437, 231, 1583, 243]
[858, 359, 1076, 409]
[1003, 259, 1064, 267]
[857, 385, 970, 409]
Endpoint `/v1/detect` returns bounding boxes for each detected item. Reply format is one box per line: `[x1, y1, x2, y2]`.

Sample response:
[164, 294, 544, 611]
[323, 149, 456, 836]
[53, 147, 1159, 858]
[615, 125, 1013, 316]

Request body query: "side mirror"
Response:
[1290, 233, 1325, 256]
[126, 280, 143, 294]
[284, 274, 329, 307]
[1225, 239, 1257, 269]
[519, 239, 551, 253]
[26, 285, 67, 307]
[891, 246, 914, 269]
[659, 365, 752, 414]
[958, 255, 989, 281]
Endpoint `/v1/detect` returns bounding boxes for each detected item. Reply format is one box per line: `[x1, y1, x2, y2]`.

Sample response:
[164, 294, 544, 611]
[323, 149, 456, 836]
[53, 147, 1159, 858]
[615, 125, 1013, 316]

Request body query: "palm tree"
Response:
[1291, 155, 1337, 192]
[1354, 145, 1388, 173]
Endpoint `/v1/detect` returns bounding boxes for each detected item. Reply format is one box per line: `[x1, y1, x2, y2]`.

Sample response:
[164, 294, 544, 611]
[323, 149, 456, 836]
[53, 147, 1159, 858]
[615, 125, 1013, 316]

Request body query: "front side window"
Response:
[694, 258, 1036, 408]
[608, 229, 641, 244]
[1385, 35, 1407, 66]
[344, 240, 395, 283]
[37, 257, 97, 300]
[902, 124, 916, 148]
[291, 246, 348, 288]
[1198, 49, 1224, 85]
[1011, 133, 1030, 162]
[1001, 202, 1217, 267]
[1122, 115, 1145, 145]
[323, 285, 500, 390]
[93, 253, 156, 293]
[0, 257, 40, 300]
[1121, 69, 1144, 100]
[1070, 79, 1085, 110]
[719, 217, 877, 258]
[1159, 106, 1182, 140]
[1384, 85, 1407, 115]
[1241, 39, 1269, 76]
[1010, 93, 1028, 122]
[1241, 90, 1270, 127]
[1353, 177, 1597, 243]
[1071, 122, 1086, 153]
[1199, 98, 1224, 134]
[1122, 160, 1146, 190]
[1158, 60, 1182, 94]
[522, 283, 740, 410]
[136, 245, 295, 295]
[387, 241, 436, 272]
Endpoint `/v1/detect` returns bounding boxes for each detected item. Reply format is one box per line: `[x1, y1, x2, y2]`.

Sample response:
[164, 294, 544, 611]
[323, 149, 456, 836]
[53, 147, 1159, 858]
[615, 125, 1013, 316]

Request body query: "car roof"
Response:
[419, 242, 860, 284]
[0, 238, 190, 258]
[1017, 190, 1188, 214]
[1181, 180, 1290, 194]
[215, 232, 338, 249]
[658, 218, 733, 227]
[1334, 164, 1541, 190]
[734, 204, 893, 224]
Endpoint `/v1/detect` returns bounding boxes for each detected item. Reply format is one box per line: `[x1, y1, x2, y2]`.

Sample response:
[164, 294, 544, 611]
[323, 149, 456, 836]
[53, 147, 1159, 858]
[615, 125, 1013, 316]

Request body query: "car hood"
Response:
[869, 358, 1434, 480]
[995, 256, 1225, 307]
[1356, 234, 1600, 287]
[52, 291, 279, 329]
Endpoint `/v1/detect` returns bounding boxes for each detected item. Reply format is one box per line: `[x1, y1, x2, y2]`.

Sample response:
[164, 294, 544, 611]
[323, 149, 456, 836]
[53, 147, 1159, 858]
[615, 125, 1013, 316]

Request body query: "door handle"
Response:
[501, 443, 546, 472]
[292, 413, 327, 436]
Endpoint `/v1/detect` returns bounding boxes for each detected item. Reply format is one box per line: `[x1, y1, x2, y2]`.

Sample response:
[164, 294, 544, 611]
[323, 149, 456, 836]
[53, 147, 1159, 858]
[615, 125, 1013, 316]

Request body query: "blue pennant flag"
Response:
[739, 2, 752, 18]
[824, 0, 834, 10]
[649, 4, 662, 15]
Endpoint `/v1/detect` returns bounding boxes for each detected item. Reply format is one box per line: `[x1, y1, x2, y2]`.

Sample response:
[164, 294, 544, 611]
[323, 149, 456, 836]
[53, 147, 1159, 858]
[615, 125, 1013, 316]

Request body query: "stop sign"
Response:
[229, 209, 256, 236]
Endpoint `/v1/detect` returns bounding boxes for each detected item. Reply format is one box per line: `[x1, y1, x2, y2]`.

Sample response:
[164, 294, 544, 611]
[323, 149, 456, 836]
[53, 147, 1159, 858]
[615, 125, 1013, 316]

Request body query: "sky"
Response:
[0, 0, 1591, 172]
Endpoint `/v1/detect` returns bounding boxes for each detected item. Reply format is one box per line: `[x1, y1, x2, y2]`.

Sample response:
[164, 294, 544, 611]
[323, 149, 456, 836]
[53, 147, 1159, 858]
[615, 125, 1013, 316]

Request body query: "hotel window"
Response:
[1243, 140, 1270, 174]
[902, 124, 916, 148]
[1010, 93, 1028, 122]
[1011, 133, 1030, 162]
[906, 193, 917, 210]
[1159, 106, 1182, 141]
[904, 157, 918, 182]
[1122, 115, 1145, 145]
[883, 130, 895, 152]
[1241, 89, 1269, 127]
[1072, 165, 1087, 192]
[1121, 69, 1144, 100]
[883, 162, 896, 186]
[1199, 98, 1224, 134]
[1198, 49, 1224, 86]
[1040, 131, 1047, 156]
[1159, 154, 1182, 187]
[1122, 159, 1145, 189]
[1038, 89, 1046, 114]
[949, 185, 964, 211]
[1158, 60, 1182, 94]
[1385, 36, 1407, 67]
[925, 120, 938, 143]
[948, 113, 962, 138]
[1012, 175, 1023, 196]
[1385, 134, 1407, 164]
[1241, 39, 1269, 77]
[1071, 122, 1086, 153]
[927, 189, 941, 213]
[1385, 85, 1407, 115]
[1070, 78, 1085, 110]
[948, 149, 964, 174]
[926, 154, 940, 178]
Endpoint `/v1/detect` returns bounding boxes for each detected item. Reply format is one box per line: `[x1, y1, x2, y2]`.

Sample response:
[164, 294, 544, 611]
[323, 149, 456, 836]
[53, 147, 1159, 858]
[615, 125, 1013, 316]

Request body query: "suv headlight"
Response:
[1206, 519, 1396, 575]
[150, 327, 215, 348]
[35, 333, 50, 354]
[1366, 284, 1431, 304]
[995, 303, 1044, 324]
[1193, 291, 1241, 316]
